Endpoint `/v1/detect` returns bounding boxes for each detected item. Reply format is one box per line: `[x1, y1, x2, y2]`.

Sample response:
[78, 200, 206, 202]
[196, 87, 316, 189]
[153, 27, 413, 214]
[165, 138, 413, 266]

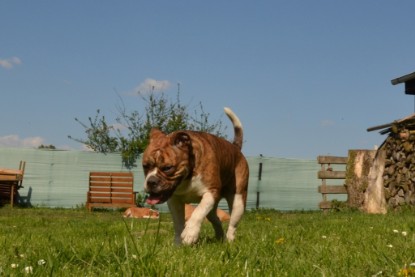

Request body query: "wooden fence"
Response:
[317, 155, 348, 210]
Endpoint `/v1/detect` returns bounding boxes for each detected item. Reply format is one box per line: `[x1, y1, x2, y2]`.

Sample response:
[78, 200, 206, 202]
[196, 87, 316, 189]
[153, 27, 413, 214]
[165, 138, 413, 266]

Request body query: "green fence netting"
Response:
[0, 148, 340, 211]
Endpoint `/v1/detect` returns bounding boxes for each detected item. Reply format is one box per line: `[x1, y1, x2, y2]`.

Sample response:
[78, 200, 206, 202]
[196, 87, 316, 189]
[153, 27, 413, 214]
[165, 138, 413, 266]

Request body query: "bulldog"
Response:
[142, 107, 249, 245]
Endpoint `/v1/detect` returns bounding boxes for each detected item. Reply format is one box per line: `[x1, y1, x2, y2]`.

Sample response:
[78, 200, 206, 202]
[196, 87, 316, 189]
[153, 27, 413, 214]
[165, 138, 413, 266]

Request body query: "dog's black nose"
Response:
[146, 176, 159, 190]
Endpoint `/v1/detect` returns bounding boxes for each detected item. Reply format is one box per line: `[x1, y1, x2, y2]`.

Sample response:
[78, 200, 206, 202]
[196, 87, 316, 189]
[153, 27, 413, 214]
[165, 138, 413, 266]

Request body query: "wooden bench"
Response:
[0, 161, 25, 207]
[317, 156, 347, 210]
[86, 171, 137, 211]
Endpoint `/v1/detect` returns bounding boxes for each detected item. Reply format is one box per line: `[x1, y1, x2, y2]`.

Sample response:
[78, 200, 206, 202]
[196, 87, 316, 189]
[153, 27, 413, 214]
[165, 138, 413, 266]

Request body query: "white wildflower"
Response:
[25, 266, 33, 274]
[387, 244, 393, 248]
[37, 259, 46, 266]
[11, 263, 18, 268]
[393, 229, 399, 233]
[321, 235, 327, 239]
[402, 231, 408, 236]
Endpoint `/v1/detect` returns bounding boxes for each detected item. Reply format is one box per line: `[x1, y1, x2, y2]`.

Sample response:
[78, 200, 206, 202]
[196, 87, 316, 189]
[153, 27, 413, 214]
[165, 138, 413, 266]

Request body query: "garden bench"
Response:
[0, 161, 25, 207]
[86, 171, 137, 211]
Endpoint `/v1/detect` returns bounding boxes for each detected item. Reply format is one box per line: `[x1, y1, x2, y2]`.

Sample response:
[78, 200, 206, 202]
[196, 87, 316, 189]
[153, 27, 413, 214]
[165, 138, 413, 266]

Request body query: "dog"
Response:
[123, 207, 159, 219]
[142, 107, 249, 245]
[184, 204, 230, 222]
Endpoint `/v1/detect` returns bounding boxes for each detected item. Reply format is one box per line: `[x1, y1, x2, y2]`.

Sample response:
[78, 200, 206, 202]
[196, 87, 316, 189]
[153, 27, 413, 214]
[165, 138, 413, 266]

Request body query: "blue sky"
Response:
[1, 1, 415, 159]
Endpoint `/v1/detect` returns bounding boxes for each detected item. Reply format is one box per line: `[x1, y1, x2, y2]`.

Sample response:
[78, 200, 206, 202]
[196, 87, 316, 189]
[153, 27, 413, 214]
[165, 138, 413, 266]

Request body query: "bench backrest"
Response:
[87, 172, 135, 208]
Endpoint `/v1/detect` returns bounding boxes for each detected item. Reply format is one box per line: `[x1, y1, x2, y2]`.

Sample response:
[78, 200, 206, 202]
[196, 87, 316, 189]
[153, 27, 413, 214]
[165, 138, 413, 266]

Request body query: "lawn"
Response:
[0, 207, 415, 276]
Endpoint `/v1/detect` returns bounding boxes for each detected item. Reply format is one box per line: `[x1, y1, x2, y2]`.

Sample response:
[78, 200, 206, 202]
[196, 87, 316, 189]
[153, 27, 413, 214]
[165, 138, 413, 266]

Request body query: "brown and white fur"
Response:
[142, 107, 249, 245]
[123, 207, 159, 219]
[185, 203, 230, 222]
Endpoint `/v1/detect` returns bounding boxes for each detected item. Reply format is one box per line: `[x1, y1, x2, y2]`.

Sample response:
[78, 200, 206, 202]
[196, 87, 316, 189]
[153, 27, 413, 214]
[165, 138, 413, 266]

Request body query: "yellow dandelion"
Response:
[275, 237, 285, 244]
[398, 265, 415, 276]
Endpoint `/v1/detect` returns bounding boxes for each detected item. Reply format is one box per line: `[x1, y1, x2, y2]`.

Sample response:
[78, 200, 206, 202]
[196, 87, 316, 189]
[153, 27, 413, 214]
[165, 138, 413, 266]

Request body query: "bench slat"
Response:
[89, 184, 133, 191]
[88, 191, 135, 195]
[90, 176, 133, 182]
[90, 171, 132, 175]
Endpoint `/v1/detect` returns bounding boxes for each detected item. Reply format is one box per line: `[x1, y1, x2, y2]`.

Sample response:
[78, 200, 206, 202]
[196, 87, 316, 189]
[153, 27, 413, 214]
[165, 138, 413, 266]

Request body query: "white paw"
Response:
[226, 226, 236, 241]
[181, 225, 200, 245]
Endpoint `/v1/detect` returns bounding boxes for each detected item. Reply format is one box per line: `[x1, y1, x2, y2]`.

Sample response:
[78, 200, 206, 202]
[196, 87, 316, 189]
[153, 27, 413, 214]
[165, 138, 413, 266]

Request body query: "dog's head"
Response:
[142, 128, 193, 205]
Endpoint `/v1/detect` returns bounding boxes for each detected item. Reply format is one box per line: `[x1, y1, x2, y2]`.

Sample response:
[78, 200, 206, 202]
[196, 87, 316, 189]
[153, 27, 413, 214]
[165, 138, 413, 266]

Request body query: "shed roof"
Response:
[391, 71, 415, 85]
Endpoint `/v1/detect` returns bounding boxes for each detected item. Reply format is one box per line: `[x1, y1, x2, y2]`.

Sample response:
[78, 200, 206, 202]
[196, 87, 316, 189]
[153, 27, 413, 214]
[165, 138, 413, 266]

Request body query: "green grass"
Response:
[1, 207, 415, 276]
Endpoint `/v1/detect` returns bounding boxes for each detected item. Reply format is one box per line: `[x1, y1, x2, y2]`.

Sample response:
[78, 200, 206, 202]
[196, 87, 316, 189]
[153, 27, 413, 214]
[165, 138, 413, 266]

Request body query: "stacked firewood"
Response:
[381, 122, 415, 208]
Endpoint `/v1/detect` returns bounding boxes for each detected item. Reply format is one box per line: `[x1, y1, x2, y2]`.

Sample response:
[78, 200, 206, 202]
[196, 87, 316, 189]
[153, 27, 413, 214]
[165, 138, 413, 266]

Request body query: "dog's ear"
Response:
[149, 128, 165, 140]
[172, 132, 191, 149]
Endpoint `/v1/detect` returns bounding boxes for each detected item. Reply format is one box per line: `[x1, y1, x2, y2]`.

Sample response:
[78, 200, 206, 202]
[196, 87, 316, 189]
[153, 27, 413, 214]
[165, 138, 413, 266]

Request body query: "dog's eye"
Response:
[142, 164, 152, 172]
[161, 166, 174, 173]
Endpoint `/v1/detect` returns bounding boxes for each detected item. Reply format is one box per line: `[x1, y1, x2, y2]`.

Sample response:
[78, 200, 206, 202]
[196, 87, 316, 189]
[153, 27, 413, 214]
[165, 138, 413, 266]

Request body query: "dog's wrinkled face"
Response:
[142, 129, 193, 205]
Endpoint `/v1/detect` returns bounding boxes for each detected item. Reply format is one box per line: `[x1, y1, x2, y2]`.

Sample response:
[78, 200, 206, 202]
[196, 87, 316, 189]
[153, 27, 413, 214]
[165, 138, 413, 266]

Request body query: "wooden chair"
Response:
[0, 161, 26, 207]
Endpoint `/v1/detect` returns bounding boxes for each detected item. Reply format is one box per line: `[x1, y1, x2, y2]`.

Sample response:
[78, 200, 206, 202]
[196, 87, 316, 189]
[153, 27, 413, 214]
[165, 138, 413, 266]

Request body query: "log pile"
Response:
[371, 115, 415, 209]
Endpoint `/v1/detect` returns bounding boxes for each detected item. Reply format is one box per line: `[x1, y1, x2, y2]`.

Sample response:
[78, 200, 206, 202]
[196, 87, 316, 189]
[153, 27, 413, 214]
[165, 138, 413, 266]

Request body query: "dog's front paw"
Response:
[181, 225, 200, 245]
[226, 226, 236, 242]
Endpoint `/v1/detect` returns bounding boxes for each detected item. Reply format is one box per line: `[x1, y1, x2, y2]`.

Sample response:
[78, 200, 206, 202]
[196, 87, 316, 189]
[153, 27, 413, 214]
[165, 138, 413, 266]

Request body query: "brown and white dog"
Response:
[123, 207, 159, 219]
[142, 107, 249, 245]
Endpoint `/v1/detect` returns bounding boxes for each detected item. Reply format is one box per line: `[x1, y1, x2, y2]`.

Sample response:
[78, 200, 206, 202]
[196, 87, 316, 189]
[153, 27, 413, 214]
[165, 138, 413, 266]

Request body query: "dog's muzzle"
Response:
[144, 175, 174, 205]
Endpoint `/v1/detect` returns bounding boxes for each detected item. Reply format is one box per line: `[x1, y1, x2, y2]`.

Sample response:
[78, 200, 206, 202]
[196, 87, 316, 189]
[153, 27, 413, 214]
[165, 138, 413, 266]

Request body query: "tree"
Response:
[69, 91, 227, 168]
[38, 144, 56, 150]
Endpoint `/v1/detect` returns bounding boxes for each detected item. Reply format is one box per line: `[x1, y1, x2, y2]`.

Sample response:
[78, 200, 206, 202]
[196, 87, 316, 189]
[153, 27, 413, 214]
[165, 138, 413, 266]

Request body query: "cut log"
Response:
[363, 150, 387, 214]
[345, 150, 376, 209]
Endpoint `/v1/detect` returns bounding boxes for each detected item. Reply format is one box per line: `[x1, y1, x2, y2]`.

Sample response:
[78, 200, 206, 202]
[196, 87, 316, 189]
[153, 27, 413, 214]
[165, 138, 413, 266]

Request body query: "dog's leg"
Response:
[206, 203, 224, 241]
[181, 192, 215, 245]
[167, 196, 185, 245]
[226, 193, 244, 241]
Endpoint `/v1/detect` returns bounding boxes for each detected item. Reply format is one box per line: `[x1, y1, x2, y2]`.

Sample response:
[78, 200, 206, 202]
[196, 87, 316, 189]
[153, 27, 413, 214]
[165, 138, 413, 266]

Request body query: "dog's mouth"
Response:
[145, 192, 171, 205]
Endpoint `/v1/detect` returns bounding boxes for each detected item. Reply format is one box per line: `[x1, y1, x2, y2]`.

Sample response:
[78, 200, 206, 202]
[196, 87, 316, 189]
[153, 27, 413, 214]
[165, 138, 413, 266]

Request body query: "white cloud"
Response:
[320, 119, 335, 127]
[0, 135, 44, 148]
[134, 78, 171, 94]
[111, 123, 127, 131]
[0, 56, 22, 69]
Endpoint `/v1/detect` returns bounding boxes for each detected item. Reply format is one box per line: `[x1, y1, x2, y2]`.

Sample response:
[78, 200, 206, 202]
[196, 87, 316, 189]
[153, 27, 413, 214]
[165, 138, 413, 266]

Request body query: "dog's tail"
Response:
[224, 107, 243, 149]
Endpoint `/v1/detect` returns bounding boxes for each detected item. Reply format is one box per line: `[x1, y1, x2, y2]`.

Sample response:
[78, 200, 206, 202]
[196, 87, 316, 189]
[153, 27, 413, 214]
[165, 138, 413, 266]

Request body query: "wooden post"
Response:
[256, 161, 262, 209]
